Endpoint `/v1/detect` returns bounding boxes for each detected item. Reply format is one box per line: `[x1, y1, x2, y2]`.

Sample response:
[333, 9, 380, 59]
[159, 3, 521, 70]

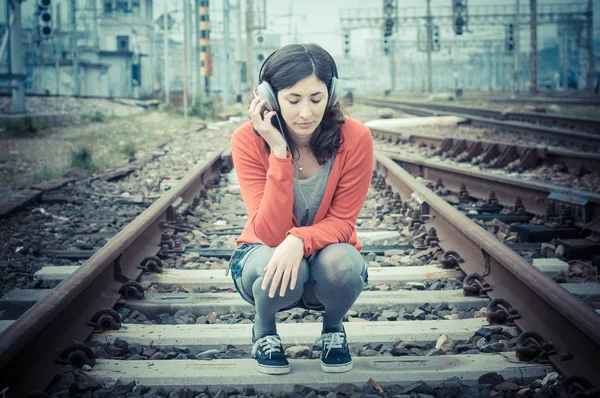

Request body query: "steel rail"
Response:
[369, 127, 600, 172]
[490, 96, 600, 106]
[379, 150, 600, 228]
[360, 97, 600, 133]
[374, 150, 600, 389]
[0, 148, 229, 397]
[358, 98, 600, 147]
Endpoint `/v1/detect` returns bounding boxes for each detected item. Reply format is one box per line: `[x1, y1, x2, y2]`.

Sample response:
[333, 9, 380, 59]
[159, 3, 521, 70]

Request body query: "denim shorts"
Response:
[226, 243, 369, 311]
[226, 242, 263, 306]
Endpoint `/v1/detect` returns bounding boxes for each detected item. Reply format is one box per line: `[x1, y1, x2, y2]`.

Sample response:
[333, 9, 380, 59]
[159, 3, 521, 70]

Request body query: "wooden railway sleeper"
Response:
[57, 342, 96, 368]
[89, 308, 122, 332]
[137, 255, 163, 273]
[462, 272, 493, 298]
[486, 298, 521, 326]
[515, 331, 556, 364]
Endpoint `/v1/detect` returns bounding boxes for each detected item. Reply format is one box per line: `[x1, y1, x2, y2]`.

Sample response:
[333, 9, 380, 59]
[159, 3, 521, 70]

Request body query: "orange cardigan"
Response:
[230, 116, 374, 258]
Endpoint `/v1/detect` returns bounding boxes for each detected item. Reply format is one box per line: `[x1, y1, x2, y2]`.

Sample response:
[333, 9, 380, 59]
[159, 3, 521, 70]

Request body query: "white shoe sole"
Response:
[256, 362, 291, 375]
[321, 361, 353, 373]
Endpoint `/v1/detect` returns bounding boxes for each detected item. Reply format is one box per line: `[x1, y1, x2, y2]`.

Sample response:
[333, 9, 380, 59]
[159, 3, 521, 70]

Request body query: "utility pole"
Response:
[194, 0, 204, 104]
[91, 0, 98, 48]
[163, 1, 170, 105]
[55, 1, 61, 95]
[560, 23, 568, 90]
[9, 0, 24, 113]
[529, 0, 537, 93]
[426, 0, 432, 93]
[245, 0, 254, 89]
[389, 37, 396, 91]
[187, 0, 196, 106]
[514, 0, 520, 92]
[223, 0, 232, 104]
[71, 0, 79, 96]
[235, 0, 243, 102]
[183, 0, 189, 119]
[587, 0, 594, 91]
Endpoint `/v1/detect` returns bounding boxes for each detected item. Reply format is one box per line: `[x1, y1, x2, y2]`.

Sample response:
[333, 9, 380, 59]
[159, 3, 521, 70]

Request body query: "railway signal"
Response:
[452, 0, 468, 35]
[506, 22, 514, 53]
[36, 0, 53, 41]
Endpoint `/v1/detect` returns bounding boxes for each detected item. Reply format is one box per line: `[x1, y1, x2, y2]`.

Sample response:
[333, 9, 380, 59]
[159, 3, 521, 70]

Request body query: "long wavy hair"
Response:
[255, 43, 346, 165]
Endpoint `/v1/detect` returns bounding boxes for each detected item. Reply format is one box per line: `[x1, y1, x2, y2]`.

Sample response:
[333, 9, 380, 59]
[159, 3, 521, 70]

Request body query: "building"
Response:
[0, 0, 155, 98]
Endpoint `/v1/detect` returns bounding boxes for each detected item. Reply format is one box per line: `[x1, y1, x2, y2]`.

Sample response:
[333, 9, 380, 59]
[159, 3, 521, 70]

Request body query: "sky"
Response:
[153, 0, 597, 58]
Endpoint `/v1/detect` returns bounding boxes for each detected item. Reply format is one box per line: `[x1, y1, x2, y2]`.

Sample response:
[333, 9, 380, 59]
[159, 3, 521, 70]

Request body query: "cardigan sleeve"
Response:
[286, 126, 374, 257]
[231, 127, 295, 247]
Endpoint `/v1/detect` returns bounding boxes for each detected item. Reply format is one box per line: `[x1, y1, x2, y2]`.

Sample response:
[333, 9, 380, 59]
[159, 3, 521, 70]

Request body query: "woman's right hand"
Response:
[248, 97, 287, 154]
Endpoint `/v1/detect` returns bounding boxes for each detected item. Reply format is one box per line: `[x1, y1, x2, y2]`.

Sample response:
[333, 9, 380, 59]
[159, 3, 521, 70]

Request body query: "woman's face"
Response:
[277, 74, 328, 141]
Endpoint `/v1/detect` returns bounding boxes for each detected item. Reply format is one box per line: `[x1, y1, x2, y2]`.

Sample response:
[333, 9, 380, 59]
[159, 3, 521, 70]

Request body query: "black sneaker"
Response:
[315, 326, 353, 373]
[251, 331, 290, 375]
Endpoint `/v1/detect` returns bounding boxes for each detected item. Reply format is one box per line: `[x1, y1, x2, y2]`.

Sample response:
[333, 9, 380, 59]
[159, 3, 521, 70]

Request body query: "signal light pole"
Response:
[530, 0, 537, 93]
[426, 0, 432, 93]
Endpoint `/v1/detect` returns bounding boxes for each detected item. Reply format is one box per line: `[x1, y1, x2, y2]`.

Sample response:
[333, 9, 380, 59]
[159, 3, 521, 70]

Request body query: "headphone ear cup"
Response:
[327, 77, 341, 109]
[257, 81, 279, 112]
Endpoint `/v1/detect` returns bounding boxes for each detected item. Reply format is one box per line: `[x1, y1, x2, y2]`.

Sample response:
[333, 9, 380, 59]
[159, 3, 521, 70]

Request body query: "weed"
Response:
[2, 117, 37, 137]
[80, 111, 106, 123]
[70, 146, 95, 170]
[120, 141, 137, 158]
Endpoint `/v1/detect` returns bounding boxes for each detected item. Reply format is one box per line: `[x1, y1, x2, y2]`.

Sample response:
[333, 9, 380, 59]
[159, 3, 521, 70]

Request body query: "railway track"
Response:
[489, 96, 600, 107]
[357, 97, 600, 148]
[0, 135, 599, 396]
[365, 118, 600, 175]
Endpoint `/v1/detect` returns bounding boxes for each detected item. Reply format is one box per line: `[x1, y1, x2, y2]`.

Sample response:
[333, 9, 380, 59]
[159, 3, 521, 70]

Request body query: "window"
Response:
[117, 36, 129, 52]
[103, 0, 113, 12]
[116, 1, 128, 11]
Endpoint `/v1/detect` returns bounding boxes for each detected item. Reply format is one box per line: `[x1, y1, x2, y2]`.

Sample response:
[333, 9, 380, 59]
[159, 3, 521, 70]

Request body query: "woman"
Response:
[228, 43, 373, 375]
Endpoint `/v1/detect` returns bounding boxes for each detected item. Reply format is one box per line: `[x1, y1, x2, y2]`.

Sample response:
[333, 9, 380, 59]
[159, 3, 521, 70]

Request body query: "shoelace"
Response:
[251, 335, 282, 359]
[315, 332, 345, 359]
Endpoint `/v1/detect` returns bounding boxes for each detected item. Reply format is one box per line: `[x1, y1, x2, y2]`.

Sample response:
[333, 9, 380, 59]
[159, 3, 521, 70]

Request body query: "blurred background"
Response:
[0, 0, 598, 111]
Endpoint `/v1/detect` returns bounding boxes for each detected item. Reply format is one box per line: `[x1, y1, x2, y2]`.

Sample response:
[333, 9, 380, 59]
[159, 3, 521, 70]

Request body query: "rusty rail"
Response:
[0, 148, 229, 396]
[378, 151, 600, 229]
[374, 150, 600, 389]
[368, 127, 600, 173]
[358, 98, 600, 147]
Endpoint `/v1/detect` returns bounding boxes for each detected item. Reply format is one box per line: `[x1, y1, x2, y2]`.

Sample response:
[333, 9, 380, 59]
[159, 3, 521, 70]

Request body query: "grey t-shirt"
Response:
[293, 155, 335, 226]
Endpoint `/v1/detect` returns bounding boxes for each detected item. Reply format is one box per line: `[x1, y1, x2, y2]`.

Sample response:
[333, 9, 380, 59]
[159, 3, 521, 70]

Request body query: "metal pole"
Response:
[194, 0, 201, 100]
[587, 0, 594, 91]
[245, 0, 254, 89]
[235, 0, 243, 101]
[561, 22, 568, 90]
[426, 0, 432, 93]
[183, 0, 189, 119]
[163, 1, 170, 105]
[223, 0, 231, 104]
[5, 0, 10, 76]
[514, 0, 520, 92]
[71, 0, 79, 96]
[530, 0, 537, 93]
[186, 0, 195, 106]
[389, 37, 396, 92]
[10, 0, 24, 113]
[91, 0, 98, 48]
[55, 1, 60, 95]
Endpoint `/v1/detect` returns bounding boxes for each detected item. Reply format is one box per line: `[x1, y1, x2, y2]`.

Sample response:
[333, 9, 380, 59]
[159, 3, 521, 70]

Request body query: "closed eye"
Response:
[289, 100, 322, 105]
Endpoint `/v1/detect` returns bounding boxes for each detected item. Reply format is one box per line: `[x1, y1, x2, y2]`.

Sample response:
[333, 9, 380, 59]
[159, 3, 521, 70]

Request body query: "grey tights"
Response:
[239, 243, 367, 339]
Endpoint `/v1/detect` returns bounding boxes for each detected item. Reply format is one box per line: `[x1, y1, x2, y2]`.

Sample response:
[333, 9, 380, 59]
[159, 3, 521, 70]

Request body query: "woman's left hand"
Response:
[262, 235, 305, 298]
